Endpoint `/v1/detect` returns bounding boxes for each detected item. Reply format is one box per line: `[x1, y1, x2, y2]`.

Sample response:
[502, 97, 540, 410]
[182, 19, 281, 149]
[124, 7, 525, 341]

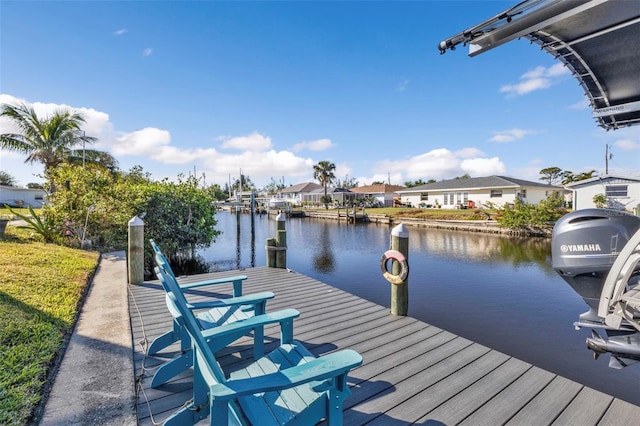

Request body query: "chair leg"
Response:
[148, 321, 181, 355]
[163, 401, 208, 426]
[151, 349, 194, 388]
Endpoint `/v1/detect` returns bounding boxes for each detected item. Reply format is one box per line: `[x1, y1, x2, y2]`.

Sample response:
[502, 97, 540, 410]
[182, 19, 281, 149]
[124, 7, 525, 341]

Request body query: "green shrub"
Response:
[497, 193, 566, 229]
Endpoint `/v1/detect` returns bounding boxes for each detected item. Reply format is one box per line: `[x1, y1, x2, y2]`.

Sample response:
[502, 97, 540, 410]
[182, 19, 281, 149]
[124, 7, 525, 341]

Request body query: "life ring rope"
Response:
[380, 249, 409, 285]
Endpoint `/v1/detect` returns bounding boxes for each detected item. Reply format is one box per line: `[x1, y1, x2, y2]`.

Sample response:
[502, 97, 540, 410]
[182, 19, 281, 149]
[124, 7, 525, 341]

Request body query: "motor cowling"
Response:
[552, 208, 640, 311]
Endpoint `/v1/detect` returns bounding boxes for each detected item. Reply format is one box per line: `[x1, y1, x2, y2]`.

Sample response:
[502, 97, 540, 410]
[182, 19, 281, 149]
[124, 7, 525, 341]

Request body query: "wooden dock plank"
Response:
[551, 387, 613, 425]
[367, 350, 513, 425]
[505, 375, 582, 425]
[459, 366, 556, 425]
[129, 266, 640, 425]
[423, 357, 532, 424]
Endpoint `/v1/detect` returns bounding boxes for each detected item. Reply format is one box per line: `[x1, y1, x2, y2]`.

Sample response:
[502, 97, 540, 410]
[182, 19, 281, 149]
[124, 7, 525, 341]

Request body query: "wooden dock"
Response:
[129, 266, 640, 425]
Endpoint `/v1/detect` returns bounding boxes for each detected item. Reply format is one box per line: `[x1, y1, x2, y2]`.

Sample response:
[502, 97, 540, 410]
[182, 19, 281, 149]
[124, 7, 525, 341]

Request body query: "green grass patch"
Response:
[0, 223, 99, 425]
[1, 207, 41, 220]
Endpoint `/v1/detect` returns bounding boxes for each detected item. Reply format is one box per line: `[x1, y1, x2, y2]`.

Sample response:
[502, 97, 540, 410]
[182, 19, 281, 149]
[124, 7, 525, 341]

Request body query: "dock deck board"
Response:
[128, 266, 640, 425]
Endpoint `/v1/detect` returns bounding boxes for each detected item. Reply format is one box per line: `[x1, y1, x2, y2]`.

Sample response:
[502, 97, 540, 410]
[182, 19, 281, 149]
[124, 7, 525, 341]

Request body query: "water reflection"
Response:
[410, 229, 552, 270]
[312, 222, 336, 273]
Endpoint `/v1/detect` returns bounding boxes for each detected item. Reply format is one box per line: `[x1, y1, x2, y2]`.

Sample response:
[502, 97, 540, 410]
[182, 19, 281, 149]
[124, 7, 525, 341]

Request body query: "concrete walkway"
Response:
[39, 251, 136, 425]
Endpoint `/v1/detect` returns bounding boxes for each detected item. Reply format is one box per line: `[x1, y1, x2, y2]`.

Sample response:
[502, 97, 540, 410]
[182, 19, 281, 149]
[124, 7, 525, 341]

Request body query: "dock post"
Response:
[266, 238, 276, 267]
[390, 223, 409, 316]
[128, 215, 144, 284]
[275, 212, 287, 269]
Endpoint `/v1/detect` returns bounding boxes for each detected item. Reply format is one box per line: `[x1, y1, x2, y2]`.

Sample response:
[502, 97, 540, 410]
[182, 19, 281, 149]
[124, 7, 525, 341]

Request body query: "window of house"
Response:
[521, 189, 527, 198]
[490, 190, 502, 198]
[606, 185, 628, 197]
[420, 193, 429, 200]
[443, 192, 456, 205]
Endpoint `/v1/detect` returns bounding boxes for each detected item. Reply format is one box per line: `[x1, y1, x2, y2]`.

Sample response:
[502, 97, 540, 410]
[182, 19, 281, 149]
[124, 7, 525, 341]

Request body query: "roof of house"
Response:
[349, 184, 405, 194]
[565, 174, 640, 188]
[0, 185, 46, 193]
[438, 0, 640, 130]
[308, 187, 353, 194]
[398, 176, 562, 193]
[279, 182, 322, 194]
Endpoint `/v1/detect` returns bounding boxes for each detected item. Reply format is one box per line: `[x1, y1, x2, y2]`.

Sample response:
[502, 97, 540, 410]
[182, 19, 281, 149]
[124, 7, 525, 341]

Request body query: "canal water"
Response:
[199, 211, 640, 406]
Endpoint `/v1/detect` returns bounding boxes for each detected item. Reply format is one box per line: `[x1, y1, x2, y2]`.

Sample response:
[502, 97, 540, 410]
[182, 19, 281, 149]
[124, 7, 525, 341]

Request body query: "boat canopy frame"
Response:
[438, 0, 640, 131]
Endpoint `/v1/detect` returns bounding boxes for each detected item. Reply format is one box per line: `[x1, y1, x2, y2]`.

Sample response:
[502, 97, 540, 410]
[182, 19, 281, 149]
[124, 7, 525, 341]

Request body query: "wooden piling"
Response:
[276, 213, 287, 269]
[266, 238, 276, 268]
[390, 223, 409, 316]
[128, 215, 144, 284]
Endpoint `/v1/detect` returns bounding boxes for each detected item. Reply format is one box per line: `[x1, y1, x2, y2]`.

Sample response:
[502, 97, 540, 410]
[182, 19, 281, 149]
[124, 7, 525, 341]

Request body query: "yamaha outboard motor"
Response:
[552, 208, 640, 368]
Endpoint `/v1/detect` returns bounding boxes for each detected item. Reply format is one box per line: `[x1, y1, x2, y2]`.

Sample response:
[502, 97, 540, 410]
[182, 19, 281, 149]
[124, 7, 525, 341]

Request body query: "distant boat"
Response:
[268, 198, 287, 209]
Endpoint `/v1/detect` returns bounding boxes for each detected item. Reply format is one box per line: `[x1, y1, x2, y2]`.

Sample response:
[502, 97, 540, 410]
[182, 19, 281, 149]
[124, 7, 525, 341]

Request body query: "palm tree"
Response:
[575, 170, 597, 181]
[0, 102, 116, 176]
[313, 160, 336, 209]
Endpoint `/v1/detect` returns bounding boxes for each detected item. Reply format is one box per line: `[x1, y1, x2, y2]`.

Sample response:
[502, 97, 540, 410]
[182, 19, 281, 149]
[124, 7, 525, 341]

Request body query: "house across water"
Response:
[395, 175, 566, 209]
[0, 185, 47, 208]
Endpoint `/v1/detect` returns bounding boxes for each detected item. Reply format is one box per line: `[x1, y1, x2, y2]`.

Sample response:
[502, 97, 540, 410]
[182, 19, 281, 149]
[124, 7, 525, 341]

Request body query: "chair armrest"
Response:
[187, 292, 275, 310]
[201, 309, 300, 341]
[209, 350, 363, 399]
[179, 275, 248, 289]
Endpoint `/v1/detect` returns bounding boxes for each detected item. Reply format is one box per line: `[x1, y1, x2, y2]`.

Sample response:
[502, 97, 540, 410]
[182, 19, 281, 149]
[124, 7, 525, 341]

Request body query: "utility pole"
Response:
[605, 144, 612, 175]
[82, 130, 86, 167]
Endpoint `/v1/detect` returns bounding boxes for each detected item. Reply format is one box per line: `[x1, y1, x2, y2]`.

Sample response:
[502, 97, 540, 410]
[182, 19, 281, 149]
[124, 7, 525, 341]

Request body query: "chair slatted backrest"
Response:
[150, 240, 176, 279]
[150, 243, 195, 314]
[155, 265, 227, 385]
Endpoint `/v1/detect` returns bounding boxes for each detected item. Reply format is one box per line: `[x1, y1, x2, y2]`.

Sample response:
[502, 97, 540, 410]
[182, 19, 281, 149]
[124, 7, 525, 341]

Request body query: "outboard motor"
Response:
[552, 208, 640, 368]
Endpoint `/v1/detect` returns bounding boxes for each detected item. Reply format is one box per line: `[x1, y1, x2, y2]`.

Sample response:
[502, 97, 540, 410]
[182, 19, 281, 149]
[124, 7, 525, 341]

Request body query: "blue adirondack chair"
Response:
[155, 263, 363, 426]
[149, 240, 283, 387]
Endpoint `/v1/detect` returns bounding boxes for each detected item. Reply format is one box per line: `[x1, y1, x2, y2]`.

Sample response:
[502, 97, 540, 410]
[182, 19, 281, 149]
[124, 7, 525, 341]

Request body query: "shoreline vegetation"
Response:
[223, 206, 554, 237]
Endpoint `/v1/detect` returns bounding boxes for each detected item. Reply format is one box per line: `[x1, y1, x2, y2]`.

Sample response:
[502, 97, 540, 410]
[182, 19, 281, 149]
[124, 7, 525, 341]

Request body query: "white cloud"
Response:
[614, 139, 639, 151]
[221, 132, 272, 151]
[460, 157, 506, 176]
[113, 29, 128, 36]
[366, 147, 506, 184]
[359, 172, 403, 186]
[199, 149, 315, 186]
[143, 48, 153, 56]
[547, 62, 569, 77]
[110, 127, 171, 156]
[569, 99, 590, 110]
[334, 163, 353, 181]
[500, 63, 569, 96]
[395, 79, 409, 92]
[292, 138, 334, 152]
[0, 94, 112, 139]
[0, 95, 322, 187]
[488, 128, 532, 143]
[454, 147, 485, 158]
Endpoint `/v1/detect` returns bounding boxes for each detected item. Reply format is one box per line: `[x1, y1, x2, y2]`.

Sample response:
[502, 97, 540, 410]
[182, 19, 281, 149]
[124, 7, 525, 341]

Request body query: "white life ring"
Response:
[380, 250, 409, 285]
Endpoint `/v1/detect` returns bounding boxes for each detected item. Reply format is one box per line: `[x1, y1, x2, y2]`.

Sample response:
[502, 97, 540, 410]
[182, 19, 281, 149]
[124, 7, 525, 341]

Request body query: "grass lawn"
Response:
[0, 223, 100, 425]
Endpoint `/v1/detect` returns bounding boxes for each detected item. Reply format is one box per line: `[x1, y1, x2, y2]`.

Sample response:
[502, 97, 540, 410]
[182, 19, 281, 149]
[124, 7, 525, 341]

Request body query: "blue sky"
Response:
[1, 0, 638, 189]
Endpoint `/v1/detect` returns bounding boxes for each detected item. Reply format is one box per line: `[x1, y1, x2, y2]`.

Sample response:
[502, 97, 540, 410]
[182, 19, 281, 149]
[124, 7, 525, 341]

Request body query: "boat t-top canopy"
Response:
[438, 0, 640, 131]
